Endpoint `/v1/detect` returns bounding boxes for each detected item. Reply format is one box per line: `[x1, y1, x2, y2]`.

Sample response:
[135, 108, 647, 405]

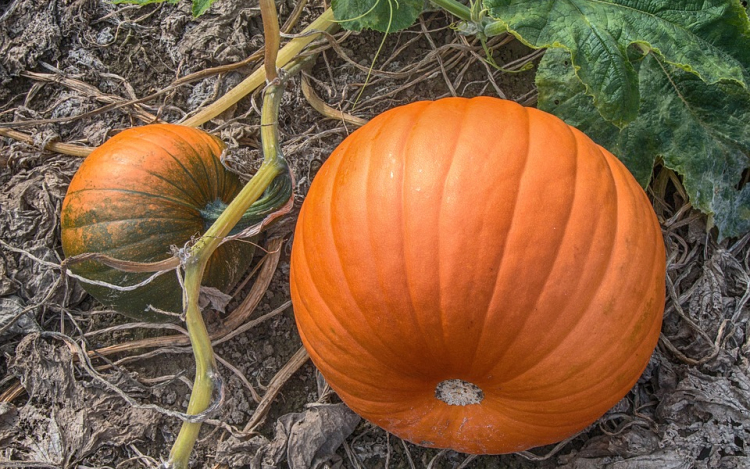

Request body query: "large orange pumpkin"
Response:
[290, 97, 665, 454]
[61, 124, 259, 322]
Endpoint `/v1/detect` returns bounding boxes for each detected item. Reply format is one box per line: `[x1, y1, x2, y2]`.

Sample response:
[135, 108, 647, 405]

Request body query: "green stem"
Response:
[261, 84, 284, 167]
[430, 0, 472, 22]
[483, 19, 508, 38]
[181, 8, 336, 128]
[200, 175, 292, 234]
[167, 167, 286, 469]
[165, 259, 212, 468]
[167, 29, 293, 469]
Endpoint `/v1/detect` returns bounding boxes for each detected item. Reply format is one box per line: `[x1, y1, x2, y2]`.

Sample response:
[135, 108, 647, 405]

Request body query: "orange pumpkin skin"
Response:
[290, 97, 665, 454]
[61, 124, 255, 321]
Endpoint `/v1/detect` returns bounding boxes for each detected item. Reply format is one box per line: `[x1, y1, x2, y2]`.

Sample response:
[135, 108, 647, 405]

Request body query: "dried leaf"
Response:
[0, 296, 39, 338]
[0, 403, 19, 447]
[6, 334, 161, 465]
[215, 435, 270, 468]
[252, 403, 361, 469]
[561, 448, 696, 469]
[199, 285, 234, 313]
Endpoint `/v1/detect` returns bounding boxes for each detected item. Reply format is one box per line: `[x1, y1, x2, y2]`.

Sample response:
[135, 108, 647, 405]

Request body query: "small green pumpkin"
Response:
[61, 124, 285, 321]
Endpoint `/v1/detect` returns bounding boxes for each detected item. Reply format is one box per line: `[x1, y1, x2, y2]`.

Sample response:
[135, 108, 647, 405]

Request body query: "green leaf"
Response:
[191, 0, 215, 16]
[537, 48, 750, 239]
[486, 0, 750, 126]
[332, 0, 425, 32]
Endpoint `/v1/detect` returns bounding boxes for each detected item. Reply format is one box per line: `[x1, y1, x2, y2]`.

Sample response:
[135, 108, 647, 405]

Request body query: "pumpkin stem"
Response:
[199, 171, 292, 234]
[435, 379, 484, 406]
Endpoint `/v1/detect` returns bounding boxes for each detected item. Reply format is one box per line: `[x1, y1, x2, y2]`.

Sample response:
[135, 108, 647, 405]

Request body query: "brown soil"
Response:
[1, 1, 748, 468]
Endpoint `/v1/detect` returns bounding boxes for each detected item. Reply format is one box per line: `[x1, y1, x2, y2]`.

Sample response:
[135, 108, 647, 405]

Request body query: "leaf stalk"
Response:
[430, 0, 473, 22]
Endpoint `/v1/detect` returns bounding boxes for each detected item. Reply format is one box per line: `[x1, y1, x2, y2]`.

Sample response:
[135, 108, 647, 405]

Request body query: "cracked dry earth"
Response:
[1, 0, 749, 468]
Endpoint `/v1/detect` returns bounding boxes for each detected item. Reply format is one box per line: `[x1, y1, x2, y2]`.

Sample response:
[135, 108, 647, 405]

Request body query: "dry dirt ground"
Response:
[1, 0, 749, 468]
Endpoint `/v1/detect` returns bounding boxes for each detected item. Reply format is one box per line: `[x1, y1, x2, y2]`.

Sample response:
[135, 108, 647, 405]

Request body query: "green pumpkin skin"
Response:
[61, 124, 255, 321]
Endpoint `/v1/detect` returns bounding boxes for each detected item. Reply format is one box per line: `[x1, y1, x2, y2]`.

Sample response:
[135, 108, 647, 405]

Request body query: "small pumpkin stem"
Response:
[167, 152, 285, 469]
[199, 172, 293, 234]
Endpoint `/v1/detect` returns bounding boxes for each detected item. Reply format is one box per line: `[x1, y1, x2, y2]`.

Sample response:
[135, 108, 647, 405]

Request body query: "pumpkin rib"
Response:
[506, 125, 620, 384]
[465, 405, 557, 452]
[124, 163, 209, 208]
[337, 392, 435, 418]
[198, 131, 234, 203]
[295, 142, 418, 378]
[358, 393, 589, 432]
[399, 102, 454, 365]
[83, 225, 199, 260]
[482, 196, 618, 387]
[490, 309, 657, 406]
[156, 140, 214, 204]
[298, 128, 458, 380]
[65, 217, 199, 243]
[478, 402, 600, 433]
[294, 211, 436, 383]
[328, 106, 447, 373]
[489, 341, 655, 424]
[131, 129, 215, 203]
[556, 149, 662, 392]
[469, 106, 583, 376]
[198, 128, 237, 202]
[300, 319, 429, 399]
[395, 102, 451, 363]
[433, 98, 535, 371]
[64, 215, 199, 230]
[396, 103, 450, 359]
[198, 129, 238, 203]
[166, 125, 229, 202]
[434, 100, 469, 361]
[292, 248, 386, 375]
[352, 105, 412, 356]
[596, 149, 664, 355]
[162, 125, 223, 199]
[79, 138, 215, 207]
[495, 333, 650, 405]
[366, 396, 567, 454]
[489, 144, 660, 400]
[464, 102, 533, 370]
[64, 167, 203, 211]
[478, 125, 616, 383]
[66, 187, 204, 215]
[149, 124, 221, 186]
[327, 120, 442, 376]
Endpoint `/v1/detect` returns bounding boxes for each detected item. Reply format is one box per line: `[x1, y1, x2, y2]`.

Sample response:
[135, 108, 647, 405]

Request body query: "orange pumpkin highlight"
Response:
[290, 97, 665, 454]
